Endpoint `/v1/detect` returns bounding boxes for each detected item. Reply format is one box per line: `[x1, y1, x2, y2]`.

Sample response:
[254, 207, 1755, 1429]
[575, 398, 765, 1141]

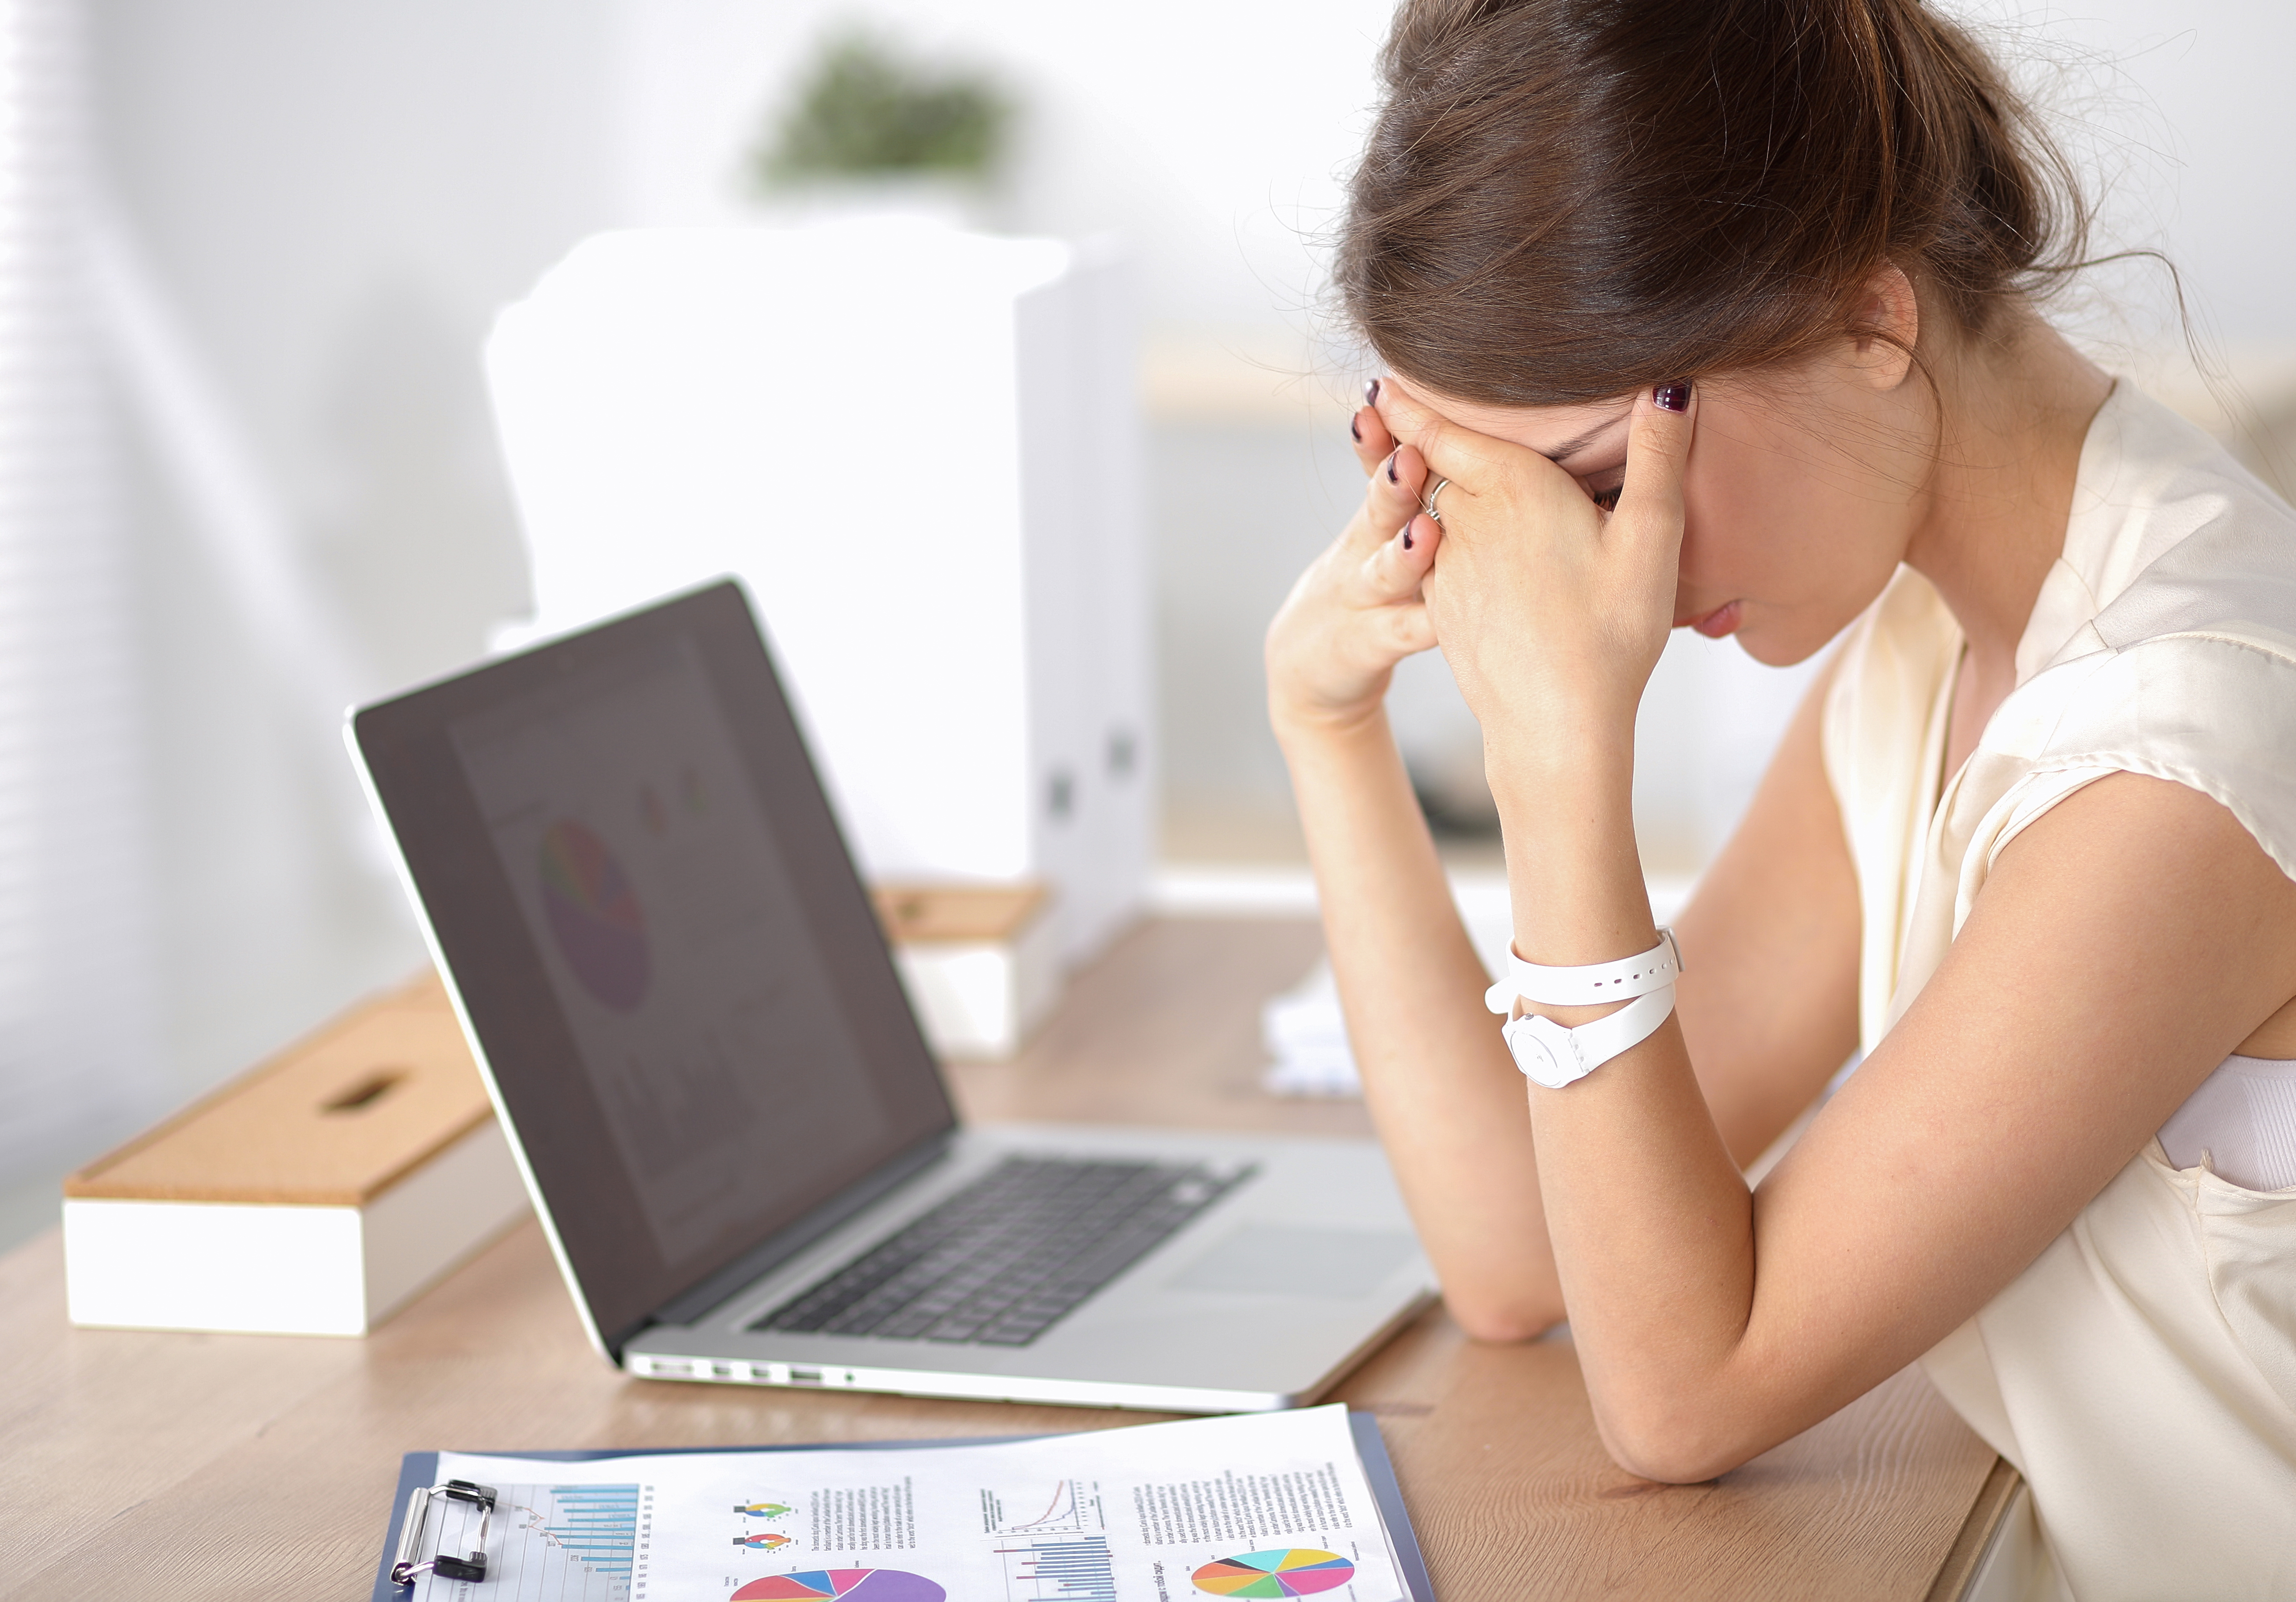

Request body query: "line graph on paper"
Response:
[993, 1478, 1102, 1536]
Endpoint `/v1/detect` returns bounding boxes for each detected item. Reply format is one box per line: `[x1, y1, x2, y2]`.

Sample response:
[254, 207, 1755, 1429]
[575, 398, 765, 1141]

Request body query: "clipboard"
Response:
[372, 1412, 1435, 1602]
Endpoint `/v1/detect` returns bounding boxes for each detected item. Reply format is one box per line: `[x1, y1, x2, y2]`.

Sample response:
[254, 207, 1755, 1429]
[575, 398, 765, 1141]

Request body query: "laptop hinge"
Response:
[635, 1130, 956, 1340]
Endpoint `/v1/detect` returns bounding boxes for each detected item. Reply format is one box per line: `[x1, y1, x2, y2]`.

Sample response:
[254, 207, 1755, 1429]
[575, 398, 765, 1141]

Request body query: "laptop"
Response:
[348, 580, 1435, 1412]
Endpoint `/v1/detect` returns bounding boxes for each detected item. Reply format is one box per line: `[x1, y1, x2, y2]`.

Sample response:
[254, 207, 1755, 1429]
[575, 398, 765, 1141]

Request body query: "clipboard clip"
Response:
[391, 1478, 497, 1586]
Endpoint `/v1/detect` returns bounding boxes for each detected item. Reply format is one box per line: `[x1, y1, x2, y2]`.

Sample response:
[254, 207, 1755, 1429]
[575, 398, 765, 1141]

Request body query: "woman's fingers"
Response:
[1339, 440, 1432, 561]
[1613, 381, 1697, 549]
[1351, 386, 1396, 476]
[1337, 374, 1694, 738]
[1374, 385, 1515, 495]
[1354, 503, 1441, 604]
[1378, 442, 1429, 517]
[1268, 377, 1452, 730]
[1376, 597, 1438, 659]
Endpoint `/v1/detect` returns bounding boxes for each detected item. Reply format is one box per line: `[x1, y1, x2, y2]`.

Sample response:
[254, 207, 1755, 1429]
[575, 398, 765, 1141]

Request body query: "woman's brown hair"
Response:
[1336, 0, 2088, 405]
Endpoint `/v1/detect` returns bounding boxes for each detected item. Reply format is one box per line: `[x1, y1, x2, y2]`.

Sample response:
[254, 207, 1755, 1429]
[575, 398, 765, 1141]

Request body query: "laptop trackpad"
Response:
[1171, 1225, 1419, 1299]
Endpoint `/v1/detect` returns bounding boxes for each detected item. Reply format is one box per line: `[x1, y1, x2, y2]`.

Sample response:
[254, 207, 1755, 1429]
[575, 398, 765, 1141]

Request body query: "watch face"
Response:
[1504, 1019, 1569, 1088]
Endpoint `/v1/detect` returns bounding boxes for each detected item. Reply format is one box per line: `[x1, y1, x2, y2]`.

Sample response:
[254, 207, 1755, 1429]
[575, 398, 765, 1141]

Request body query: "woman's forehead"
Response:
[1388, 376, 1635, 466]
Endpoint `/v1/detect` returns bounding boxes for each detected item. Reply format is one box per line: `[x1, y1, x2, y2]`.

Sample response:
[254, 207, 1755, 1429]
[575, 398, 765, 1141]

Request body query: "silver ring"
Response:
[1423, 478, 1451, 522]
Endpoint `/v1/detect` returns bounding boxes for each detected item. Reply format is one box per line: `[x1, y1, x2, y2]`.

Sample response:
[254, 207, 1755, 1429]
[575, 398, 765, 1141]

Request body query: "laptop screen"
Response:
[354, 582, 957, 1351]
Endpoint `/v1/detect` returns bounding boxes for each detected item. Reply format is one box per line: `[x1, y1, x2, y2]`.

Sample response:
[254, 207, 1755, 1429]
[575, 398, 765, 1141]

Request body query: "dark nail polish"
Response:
[1350, 416, 1362, 444]
[1365, 378, 1381, 406]
[1654, 381, 1691, 413]
[1385, 451, 1399, 485]
[1402, 529, 1415, 551]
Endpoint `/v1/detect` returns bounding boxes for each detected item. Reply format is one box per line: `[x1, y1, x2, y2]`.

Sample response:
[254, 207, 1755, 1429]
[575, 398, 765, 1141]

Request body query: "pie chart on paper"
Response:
[732, 1571, 946, 1602]
[1192, 1548, 1357, 1597]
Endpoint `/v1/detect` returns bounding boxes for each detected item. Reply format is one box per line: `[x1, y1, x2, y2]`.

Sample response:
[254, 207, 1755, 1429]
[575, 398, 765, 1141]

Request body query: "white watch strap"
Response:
[1483, 928, 1683, 1014]
[1500, 984, 1676, 1089]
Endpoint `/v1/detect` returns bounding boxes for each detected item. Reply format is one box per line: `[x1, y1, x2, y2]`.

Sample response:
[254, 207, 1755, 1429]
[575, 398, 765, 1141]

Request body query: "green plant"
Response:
[754, 30, 1012, 188]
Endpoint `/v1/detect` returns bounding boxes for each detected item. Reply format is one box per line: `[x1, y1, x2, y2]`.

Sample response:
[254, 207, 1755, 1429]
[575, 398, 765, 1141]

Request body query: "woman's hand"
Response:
[1264, 390, 1444, 741]
[1374, 381, 1697, 746]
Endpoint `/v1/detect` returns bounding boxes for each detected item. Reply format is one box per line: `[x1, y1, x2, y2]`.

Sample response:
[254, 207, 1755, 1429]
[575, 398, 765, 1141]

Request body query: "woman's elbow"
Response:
[1594, 1398, 1759, 1486]
[1443, 1290, 1566, 1345]
[1601, 1432, 1741, 1488]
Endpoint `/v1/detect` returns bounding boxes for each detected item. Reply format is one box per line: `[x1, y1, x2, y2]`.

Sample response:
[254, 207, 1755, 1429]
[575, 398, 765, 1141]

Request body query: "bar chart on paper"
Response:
[992, 1534, 1118, 1602]
[422, 1482, 640, 1601]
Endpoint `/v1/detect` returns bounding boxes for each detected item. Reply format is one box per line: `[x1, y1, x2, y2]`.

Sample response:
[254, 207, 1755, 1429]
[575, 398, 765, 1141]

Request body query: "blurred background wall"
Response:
[3, 0, 2289, 1238]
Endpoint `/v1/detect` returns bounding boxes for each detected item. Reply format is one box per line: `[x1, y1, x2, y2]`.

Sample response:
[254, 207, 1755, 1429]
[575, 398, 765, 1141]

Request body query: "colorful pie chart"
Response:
[732, 1571, 946, 1602]
[538, 817, 650, 1011]
[1192, 1548, 1357, 1597]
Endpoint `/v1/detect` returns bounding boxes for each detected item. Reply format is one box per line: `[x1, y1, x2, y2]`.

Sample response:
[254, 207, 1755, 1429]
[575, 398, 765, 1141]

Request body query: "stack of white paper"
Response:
[1261, 962, 1357, 1099]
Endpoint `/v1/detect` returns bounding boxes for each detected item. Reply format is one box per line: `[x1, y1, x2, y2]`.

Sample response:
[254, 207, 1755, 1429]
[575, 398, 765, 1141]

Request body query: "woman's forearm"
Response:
[1277, 707, 1566, 1337]
[1487, 738, 1757, 1472]
[1372, 380, 1771, 1473]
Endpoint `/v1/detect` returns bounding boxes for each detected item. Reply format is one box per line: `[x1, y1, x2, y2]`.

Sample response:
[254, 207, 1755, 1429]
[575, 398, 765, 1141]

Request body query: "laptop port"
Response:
[787, 1366, 824, 1386]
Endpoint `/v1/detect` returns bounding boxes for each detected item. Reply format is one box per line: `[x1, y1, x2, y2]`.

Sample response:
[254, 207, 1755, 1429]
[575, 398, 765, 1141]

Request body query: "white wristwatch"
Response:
[1486, 930, 1683, 1090]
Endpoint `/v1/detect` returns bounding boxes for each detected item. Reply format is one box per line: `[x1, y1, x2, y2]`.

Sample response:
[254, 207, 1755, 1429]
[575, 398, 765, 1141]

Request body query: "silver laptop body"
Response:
[350, 581, 1433, 1413]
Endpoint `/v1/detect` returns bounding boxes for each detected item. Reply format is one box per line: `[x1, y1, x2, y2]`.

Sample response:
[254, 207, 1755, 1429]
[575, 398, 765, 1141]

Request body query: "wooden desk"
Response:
[0, 918, 2009, 1600]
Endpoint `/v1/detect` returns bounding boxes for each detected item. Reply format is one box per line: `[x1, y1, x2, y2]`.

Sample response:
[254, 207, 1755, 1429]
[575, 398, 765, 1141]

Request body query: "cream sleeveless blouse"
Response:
[1820, 384, 2296, 1600]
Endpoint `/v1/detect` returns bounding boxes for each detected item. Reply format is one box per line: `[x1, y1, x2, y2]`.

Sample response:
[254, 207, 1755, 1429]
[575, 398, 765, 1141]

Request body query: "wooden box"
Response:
[872, 881, 1060, 1058]
[62, 973, 529, 1336]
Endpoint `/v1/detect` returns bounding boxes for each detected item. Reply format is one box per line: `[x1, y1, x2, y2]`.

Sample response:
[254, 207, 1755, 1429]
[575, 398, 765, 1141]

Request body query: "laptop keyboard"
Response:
[749, 1156, 1256, 1348]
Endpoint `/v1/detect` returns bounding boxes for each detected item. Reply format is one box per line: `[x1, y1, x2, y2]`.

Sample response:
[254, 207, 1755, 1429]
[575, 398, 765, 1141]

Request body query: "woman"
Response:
[1267, 1, 2296, 1594]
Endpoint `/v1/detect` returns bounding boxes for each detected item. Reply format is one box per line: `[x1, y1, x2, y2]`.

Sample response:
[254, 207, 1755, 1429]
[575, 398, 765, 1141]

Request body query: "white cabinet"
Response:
[483, 222, 1151, 971]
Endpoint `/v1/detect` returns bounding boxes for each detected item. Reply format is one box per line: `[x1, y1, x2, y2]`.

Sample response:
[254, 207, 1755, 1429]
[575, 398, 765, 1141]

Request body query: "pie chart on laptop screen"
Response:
[732, 1572, 945, 1601]
[537, 817, 651, 1011]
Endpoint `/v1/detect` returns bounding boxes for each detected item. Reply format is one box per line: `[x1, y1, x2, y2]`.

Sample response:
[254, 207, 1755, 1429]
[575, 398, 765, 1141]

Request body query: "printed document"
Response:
[409, 1403, 1405, 1602]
